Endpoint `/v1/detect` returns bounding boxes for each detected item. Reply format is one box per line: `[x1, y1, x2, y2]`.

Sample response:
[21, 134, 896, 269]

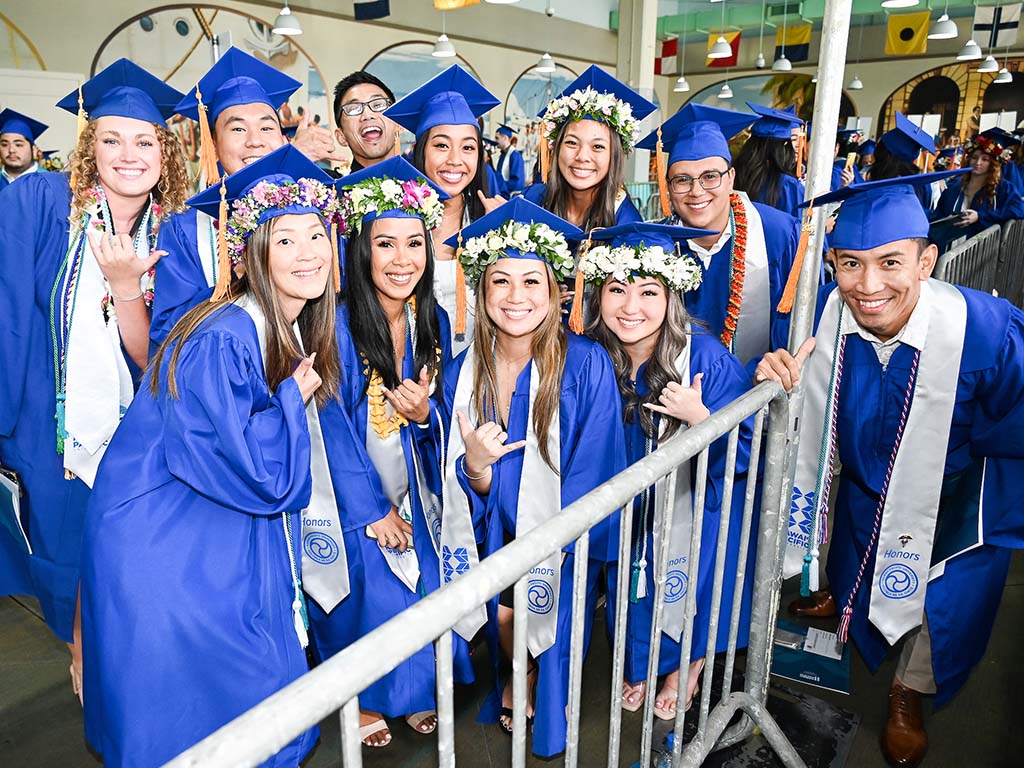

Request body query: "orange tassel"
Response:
[331, 221, 341, 293]
[196, 84, 221, 188]
[539, 131, 550, 183]
[70, 84, 88, 191]
[655, 126, 670, 218]
[568, 269, 586, 335]
[454, 232, 467, 337]
[795, 130, 806, 180]
[211, 178, 231, 302]
[777, 206, 813, 314]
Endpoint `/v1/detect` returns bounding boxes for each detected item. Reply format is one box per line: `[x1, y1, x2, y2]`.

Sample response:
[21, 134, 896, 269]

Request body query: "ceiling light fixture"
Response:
[272, 1, 302, 35]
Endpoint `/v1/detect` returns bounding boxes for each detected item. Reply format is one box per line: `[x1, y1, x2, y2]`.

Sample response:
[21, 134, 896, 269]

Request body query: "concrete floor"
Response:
[1, 552, 1021, 767]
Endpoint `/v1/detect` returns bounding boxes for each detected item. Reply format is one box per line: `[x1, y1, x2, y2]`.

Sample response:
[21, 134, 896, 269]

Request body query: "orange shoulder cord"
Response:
[777, 205, 814, 314]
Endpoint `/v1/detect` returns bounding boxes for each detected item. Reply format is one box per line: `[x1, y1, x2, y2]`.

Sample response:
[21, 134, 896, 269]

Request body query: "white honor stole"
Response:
[443, 346, 562, 656]
[650, 334, 696, 643]
[63, 228, 142, 486]
[730, 192, 771, 365]
[195, 210, 219, 288]
[786, 280, 966, 643]
[236, 296, 350, 615]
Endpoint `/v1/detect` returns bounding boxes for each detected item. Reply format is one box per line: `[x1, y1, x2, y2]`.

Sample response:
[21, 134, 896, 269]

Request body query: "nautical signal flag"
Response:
[974, 4, 1021, 49]
[354, 0, 390, 19]
[775, 23, 811, 63]
[886, 12, 930, 56]
[655, 38, 678, 76]
[706, 31, 741, 68]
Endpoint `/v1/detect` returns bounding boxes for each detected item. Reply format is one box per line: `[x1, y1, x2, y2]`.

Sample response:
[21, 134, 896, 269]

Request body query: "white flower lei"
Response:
[541, 86, 639, 153]
[460, 220, 574, 284]
[339, 175, 445, 234]
[578, 243, 703, 292]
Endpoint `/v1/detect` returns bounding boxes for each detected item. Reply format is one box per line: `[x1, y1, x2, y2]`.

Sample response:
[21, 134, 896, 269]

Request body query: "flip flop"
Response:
[69, 664, 83, 706]
[405, 710, 437, 734]
[653, 681, 698, 721]
[621, 680, 646, 713]
[359, 718, 392, 747]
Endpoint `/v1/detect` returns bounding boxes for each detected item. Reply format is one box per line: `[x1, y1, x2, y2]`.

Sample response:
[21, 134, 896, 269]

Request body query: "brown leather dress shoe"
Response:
[787, 589, 836, 618]
[881, 679, 928, 767]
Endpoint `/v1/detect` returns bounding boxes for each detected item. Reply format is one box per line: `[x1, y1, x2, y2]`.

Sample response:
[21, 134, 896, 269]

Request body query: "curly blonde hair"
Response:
[68, 120, 190, 224]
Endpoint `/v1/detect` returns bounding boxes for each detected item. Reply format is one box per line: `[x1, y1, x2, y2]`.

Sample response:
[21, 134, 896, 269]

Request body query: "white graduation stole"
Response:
[730, 193, 771, 365]
[195, 210, 218, 288]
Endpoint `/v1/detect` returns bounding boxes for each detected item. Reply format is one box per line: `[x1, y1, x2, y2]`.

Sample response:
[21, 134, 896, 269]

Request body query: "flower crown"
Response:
[339, 176, 445, 235]
[460, 220, 575, 285]
[225, 178, 341, 265]
[578, 242, 703, 293]
[541, 86, 639, 153]
[965, 135, 1014, 164]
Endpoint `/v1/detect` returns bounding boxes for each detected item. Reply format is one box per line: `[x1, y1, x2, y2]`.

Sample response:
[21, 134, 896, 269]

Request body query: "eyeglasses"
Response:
[668, 168, 731, 194]
[340, 97, 391, 117]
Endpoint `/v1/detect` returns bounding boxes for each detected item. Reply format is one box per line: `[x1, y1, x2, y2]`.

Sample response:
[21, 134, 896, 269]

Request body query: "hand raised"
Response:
[644, 373, 709, 425]
[290, 353, 322, 403]
[88, 230, 164, 298]
[383, 365, 432, 424]
[456, 410, 526, 477]
[477, 189, 507, 214]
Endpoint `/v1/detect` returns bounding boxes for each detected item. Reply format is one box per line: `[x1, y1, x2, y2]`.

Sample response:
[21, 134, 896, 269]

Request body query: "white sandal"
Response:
[405, 710, 437, 734]
[359, 718, 392, 747]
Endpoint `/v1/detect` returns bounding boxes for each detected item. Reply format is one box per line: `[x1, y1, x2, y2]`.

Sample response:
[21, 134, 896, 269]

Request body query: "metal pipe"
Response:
[512, 575, 529, 766]
[435, 631, 455, 768]
[607, 504, 633, 768]
[338, 697, 363, 768]
[564, 532, 590, 768]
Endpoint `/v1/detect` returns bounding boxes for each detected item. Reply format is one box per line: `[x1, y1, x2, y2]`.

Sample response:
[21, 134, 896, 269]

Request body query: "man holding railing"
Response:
[756, 171, 1024, 768]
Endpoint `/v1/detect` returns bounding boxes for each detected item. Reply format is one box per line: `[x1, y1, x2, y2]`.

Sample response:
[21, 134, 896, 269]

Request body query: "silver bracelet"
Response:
[110, 290, 144, 302]
[461, 456, 489, 481]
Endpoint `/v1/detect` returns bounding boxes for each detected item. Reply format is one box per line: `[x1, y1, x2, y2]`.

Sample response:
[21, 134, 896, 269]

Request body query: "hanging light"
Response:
[848, 74, 864, 90]
[978, 55, 999, 73]
[956, 39, 983, 60]
[811, 72, 818, 83]
[433, 33, 455, 57]
[880, 0, 919, 8]
[772, 54, 792, 71]
[928, 14, 958, 40]
[755, 51, 766, 68]
[718, 82, 733, 99]
[484, 0, 521, 4]
[272, 1, 302, 36]
[755, 0, 767, 68]
[708, 35, 733, 58]
[674, 76, 691, 93]
[534, 52, 556, 73]
[994, 67, 1014, 83]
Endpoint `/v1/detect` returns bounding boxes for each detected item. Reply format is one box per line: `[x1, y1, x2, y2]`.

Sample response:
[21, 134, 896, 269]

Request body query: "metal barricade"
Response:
[996, 219, 1024, 308]
[165, 383, 805, 768]
[933, 224, 1001, 293]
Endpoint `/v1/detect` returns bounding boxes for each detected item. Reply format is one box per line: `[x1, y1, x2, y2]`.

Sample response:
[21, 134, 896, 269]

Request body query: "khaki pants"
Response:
[895, 615, 937, 694]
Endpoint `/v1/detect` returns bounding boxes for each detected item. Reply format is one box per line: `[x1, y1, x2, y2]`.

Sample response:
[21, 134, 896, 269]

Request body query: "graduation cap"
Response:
[746, 102, 804, 140]
[577, 222, 714, 293]
[0, 108, 47, 143]
[56, 59, 183, 128]
[858, 139, 877, 157]
[482, 137, 499, 148]
[186, 144, 340, 299]
[798, 169, 969, 251]
[637, 103, 755, 165]
[967, 127, 1020, 162]
[384, 64, 499, 139]
[495, 123, 518, 138]
[539, 66, 657, 123]
[836, 128, 863, 145]
[336, 155, 448, 233]
[881, 112, 936, 162]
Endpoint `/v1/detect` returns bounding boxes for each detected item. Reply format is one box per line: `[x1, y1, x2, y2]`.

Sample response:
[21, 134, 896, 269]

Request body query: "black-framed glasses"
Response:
[668, 167, 731, 194]
[340, 97, 391, 117]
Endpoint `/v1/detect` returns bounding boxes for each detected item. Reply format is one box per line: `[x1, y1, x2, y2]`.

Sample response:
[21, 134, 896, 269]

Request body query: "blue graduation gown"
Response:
[80, 304, 319, 767]
[308, 303, 473, 717]
[0, 166, 47, 194]
[934, 176, 1024, 238]
[486, 164, 505, 198]
[439, 333, 627, 758]
[805, 283, 1024, 705]
[497, 148, 526, 196]
[752, 174, 805, 220]
[603, 330, 755, 684]
[0, 173, 92, 641]
[522, 182, 643, 226]
[1000, 160, 1024, 196]
[830, 159, 864, 192]
[150, 209, 216, 349]
[670, 202, 799, 372]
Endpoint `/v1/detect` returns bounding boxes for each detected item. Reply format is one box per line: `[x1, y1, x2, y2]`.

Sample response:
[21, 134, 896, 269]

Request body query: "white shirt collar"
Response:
[686, 218, 734, 268]
[840, 279, 932, 352]
[2, 162, 38, 183]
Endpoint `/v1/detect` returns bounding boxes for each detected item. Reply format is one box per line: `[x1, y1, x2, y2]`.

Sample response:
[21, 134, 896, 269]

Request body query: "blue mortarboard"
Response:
[336, 155, 448, 231]
[482, 137, 499, 148]
[858, 139, 877, 156]
[586, 222, 717, 249]
[881, 112, 936, 162]
[56, 59, 183, 127]
[496, 123, 518, 138]
[282, 124, 298, 139]
[0, 108, 47, 143]
[42, 150, 61, 159]
[799, 169, 969, 250]
[746, 102, 803, 140]
[836, 128, 863, 144]
[384, 65, 499, 138]
[174, 47, 301, 125]
[937, 147, 959, 159]
[186, 144, 333, 221]
[580, 222, 714, 293]
[637, 103, 755, 165]
[538, 65, 657, 123]
[980, 126, 1020, 145]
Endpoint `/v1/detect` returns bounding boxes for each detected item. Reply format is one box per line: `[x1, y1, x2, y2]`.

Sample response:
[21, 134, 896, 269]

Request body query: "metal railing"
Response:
[166, 382, 805, 768]
[996, 218, 1024, 307]
[933, 224, 1002, 293]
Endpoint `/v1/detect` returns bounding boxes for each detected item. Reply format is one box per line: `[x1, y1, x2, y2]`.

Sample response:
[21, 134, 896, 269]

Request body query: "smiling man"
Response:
[0, 109, 48, 193]
[332, 71, 399, 174]
[638, 103, 800, 369]
[758, 171, 1024, 768]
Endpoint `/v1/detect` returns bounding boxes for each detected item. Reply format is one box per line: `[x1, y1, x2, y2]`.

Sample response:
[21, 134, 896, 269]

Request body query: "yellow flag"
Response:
[886, 12, 930, 55]
[434, 0, 479, 9]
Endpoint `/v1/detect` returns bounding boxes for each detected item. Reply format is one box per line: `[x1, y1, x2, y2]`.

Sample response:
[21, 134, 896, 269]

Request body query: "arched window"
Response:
[362, 42, 479, 102]
[687, 74, 855, 124]
[908, 76, 960, 138]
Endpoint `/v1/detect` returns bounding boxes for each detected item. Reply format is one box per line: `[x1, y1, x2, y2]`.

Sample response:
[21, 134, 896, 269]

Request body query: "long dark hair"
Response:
[869, 140, 921, 181]
[344, 218, 444, 393]
[542, 119, 625, 231]
[584, 282, 691, 442]
[733, 135, 796, 209]
[151, 216, 342, 407]
[412, 124, 490, 222]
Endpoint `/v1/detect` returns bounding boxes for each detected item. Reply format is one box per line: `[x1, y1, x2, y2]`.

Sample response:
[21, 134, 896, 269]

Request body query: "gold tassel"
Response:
[211, 178, 231, 302]
[539, 131, 550, 182]
[777, 206, 813, 314]
[795, 129, 806, 180]
[196, 84, 221, 188]
[70, 84, 88, 191]
[655, 126, 671, 218]
[454, 232, 467, 336]
[568, 269, 586, 335]
[331, 221, 341, 293]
